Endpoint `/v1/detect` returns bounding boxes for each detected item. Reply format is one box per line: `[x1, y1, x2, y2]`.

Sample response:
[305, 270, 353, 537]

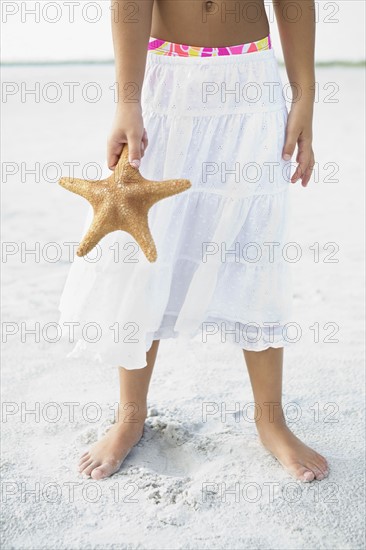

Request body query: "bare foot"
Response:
[78, 414, 146, 480]
[258, 422, 329, 482]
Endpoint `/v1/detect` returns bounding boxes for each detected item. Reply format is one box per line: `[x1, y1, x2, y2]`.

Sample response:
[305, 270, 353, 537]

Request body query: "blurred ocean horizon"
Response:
[1, 59, 364, 67]
[1, 0, 365, 65]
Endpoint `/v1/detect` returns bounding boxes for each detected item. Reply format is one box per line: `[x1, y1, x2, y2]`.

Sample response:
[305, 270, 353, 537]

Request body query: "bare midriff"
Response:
[151, 0, 270, 47]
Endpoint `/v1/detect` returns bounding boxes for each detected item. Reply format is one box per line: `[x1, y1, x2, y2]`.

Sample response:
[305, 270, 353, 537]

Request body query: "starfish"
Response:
[59, 143, 191, 262]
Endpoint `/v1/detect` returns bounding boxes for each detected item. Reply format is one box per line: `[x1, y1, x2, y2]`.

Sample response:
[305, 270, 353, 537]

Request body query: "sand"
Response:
[1, 64, 365, 549]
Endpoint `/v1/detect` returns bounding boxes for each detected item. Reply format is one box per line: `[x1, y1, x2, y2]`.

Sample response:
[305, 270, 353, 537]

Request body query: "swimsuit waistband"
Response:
[148, 34, 271, 57]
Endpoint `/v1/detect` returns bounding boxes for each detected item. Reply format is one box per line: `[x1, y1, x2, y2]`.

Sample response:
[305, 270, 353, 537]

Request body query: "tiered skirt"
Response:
[58, 46, 294, 369]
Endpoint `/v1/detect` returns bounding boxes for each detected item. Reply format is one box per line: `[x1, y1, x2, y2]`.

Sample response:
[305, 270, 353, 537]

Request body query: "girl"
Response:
[60, 0, 329, 482]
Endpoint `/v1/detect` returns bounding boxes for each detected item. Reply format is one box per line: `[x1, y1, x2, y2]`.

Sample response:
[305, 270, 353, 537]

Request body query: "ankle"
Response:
[255, 416, 288, 438]
[115, 401, 148, 425]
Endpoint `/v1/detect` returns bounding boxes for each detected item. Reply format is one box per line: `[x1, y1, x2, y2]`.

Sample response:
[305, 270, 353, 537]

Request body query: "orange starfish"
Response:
[59, 143, 191, 262]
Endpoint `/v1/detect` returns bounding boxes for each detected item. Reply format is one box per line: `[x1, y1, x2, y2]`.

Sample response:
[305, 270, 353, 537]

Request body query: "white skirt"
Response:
[58, 46, 294, 369]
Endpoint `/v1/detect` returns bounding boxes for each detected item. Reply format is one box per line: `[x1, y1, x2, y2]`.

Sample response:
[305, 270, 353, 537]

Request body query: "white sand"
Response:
[1, 64, 365, 549]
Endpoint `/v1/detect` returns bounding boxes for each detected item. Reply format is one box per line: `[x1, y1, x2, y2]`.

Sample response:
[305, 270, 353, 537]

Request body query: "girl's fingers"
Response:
[301, 162, 315, 187]
[140, 128, 148, 159]
[291, 138, 313, 185]
[107, 140, 126, 171]
[142, 128, 148, 149]
[126, 132, 142, 168]
[301, 151, 316, 187]
[282, 129, 298, 161]
[292, 155, 314, 186]
[291, 163, 304, 184]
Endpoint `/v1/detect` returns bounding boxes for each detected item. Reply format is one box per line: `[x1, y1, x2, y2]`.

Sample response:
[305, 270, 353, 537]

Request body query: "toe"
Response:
[90, 466, 109, 480]
[311, 466, 325, 480]
[289, 463, 316, 482]
[318, 453, 328, 465]
[91, 461, 120, 480]
[301, 468, 316, 482]
[82, 461, 100, 477]
[79, 458, 93, 473]
[310, 453, 329, 476]
[80, 451, 89, 460]
[318, 457, 329, 475]
[309, 462, 326, 480]
[78, 454, 90, 466]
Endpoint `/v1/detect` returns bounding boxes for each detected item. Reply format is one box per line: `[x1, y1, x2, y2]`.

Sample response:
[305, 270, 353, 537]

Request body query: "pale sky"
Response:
[1, 0, 365, 63]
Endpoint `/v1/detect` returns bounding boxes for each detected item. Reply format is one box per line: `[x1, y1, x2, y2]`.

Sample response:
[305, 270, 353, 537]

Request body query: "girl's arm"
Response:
[273, 0, 316, 186]
[108, 0, 154, 170]
[111, 0, 153, 104]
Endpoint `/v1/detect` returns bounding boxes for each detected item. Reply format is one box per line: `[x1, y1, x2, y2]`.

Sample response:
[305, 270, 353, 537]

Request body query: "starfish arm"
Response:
[77, 210, 116, 257]
[59, 177, 104, 201]
[142, 178, 192, 204]
[126, 217, 158, 263]
[60, 142, 191, 262]
[112, 143, 130, 184]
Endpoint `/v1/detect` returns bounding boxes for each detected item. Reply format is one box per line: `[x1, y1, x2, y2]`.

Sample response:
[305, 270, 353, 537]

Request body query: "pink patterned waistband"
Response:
[148, 34, 271, 57]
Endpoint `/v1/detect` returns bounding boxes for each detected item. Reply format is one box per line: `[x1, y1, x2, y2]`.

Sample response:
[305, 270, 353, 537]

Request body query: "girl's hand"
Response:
[107, 104, 148, 171]
[282, 103, 315, 187]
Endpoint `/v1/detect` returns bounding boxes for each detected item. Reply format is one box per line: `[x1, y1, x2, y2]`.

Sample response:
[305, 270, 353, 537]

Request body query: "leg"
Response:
[78, 339, 160, 480]
[243, 347, 329, 482]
